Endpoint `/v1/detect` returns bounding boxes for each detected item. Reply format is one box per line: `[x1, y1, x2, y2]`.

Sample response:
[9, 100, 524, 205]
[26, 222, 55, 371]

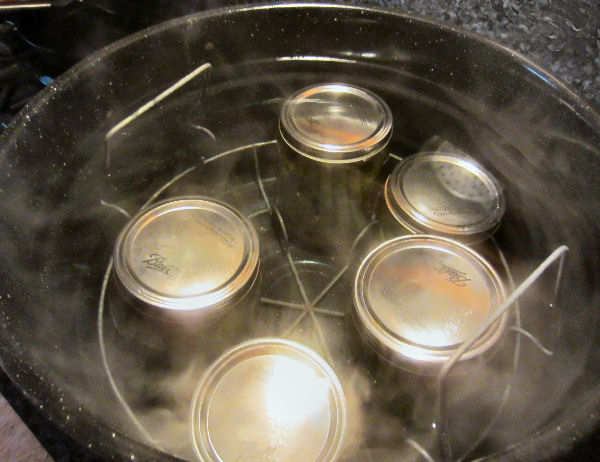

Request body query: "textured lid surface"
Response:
[191, 339, 346, 462]
[386, 153, 505, 237]
[280, 83, 392, 162]
[114, 197, 259, 314]
[353, 235, 506, 365]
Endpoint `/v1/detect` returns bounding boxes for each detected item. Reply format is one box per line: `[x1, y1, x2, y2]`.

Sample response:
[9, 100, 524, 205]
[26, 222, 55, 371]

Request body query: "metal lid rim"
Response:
[385, 153, 506, 236]
[352, 235, 508, 366]
[113, 196, 260, 315]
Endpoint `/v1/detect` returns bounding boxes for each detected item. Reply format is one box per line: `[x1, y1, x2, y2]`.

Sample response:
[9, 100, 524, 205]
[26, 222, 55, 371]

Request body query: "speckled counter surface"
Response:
[1, 1, 599, 461]
[361, 0, 600, 111]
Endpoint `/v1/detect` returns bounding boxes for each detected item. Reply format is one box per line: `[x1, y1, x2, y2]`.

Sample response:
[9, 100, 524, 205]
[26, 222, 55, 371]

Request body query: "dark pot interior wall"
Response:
[4, 0, 600, 110]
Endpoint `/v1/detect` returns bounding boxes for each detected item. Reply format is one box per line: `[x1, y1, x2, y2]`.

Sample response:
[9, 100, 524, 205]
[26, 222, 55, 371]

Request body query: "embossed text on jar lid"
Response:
[353, 235, 507, 369]
[279, 83, 393, 163]
[113, 197, 259, 319]
[190, 338, 347, 462]
[385, 153, 505, 242]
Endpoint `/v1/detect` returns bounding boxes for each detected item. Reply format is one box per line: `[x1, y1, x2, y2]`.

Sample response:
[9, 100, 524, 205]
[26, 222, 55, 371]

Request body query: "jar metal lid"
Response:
[113, 197, 259, 320]
[279, 83, 393, 163]
[190, 338, 347, 462]
[353, 235, 507, 369]
[384, 153, 505, 242]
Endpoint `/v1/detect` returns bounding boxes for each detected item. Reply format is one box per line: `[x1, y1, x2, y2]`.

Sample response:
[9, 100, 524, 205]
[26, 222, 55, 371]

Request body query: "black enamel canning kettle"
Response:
[1, 4, 600, 461]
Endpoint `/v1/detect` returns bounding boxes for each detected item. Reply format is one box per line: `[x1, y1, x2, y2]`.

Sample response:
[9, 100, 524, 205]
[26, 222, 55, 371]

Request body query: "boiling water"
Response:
[4, 55, 599, 461]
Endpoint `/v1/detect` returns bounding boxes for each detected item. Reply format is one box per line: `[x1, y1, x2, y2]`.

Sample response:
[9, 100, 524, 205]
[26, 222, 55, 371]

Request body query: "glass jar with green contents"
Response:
[350, 235, 508, 432]
[381, 152, 505, 244]
[109, 196, 260, 362]
[276, 83, 392, 259]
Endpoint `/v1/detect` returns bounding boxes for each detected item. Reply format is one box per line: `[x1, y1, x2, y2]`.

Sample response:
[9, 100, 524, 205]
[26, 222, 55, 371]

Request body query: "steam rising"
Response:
[1, 6, 600, 462]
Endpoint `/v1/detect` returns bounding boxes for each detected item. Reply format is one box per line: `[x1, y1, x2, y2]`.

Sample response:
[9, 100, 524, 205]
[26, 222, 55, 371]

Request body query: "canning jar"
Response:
[276, 83, 392, 259]
[109, 196, 260, 362]
[352, 234, 507, 373]
[190, 338, 347, 462]
[349, 235, 508, 431]
[380, 152, 505, 244]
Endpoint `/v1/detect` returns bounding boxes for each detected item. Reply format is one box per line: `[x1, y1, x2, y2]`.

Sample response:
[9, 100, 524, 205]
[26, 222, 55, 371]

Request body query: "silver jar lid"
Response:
[190, 338, 347, 462]
[113, 197, 259, 321]
[384, 153, 505, 242]
[353, 235, 507, 371]
[279, 83, 393, 163]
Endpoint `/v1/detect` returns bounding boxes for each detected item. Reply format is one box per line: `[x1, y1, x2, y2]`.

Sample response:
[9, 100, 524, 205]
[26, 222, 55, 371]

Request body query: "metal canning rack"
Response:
[98, 63, 569, 462]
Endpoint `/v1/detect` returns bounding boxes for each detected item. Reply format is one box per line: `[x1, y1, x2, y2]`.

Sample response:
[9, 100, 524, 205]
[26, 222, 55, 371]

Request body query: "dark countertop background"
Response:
[367, 0, 600, 112]
[1, 1, 599, 461]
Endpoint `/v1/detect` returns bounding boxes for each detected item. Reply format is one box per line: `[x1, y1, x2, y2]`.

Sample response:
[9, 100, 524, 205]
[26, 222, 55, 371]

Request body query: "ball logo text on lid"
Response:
[113, 197, 259, 316]
[353, 235, 507, 369]
[384, 153, 505, 242]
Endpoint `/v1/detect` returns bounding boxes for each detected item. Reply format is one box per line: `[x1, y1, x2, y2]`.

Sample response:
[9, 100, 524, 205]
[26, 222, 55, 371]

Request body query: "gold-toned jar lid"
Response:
[279, 83, 392, 163]
[385, 153, 505, 242]
[190, 338, 347, 462]
[353, 235, 507, 371]
[113, 197, 259, 321]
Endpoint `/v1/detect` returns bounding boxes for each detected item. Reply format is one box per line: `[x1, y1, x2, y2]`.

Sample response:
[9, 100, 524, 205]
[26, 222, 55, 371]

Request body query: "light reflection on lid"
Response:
[279, 83, 392, 162]
[190, 339, 346, 462]
[385, 153, 505, 241]
[113, 197, 259, 317]
[353, 235, 507, 369]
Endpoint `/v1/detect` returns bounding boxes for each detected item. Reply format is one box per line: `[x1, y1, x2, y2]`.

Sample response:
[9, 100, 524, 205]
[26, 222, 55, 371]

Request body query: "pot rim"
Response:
[1, 3, 599, 461]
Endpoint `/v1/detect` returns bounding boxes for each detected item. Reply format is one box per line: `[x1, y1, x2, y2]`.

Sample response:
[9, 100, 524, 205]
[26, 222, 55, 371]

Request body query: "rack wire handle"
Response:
[436, 245, 569, 461]
[104, 62, 212, 169]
